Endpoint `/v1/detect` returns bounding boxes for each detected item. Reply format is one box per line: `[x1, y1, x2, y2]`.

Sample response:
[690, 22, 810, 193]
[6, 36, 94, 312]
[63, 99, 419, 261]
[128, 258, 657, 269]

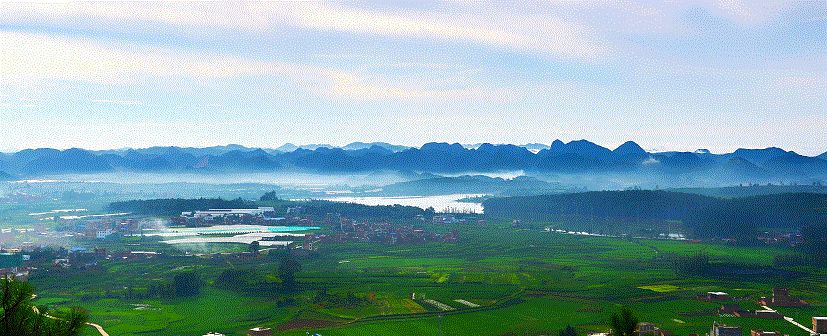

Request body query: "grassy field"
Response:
[29, 221, 827, 336]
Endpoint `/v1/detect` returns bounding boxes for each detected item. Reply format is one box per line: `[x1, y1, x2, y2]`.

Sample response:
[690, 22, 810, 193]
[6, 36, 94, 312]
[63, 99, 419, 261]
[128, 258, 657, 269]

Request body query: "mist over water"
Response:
[317, 194, 486, 214]
[48, 171, 415, 188]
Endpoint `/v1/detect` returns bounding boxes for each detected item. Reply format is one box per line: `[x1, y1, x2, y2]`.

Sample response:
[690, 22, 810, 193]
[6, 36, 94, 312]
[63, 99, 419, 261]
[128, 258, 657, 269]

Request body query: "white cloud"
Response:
[1, 1, 811, 64]
[0, 31, 503, 101]
[286, 3, 609, 61]
[0, 2, 610, 61]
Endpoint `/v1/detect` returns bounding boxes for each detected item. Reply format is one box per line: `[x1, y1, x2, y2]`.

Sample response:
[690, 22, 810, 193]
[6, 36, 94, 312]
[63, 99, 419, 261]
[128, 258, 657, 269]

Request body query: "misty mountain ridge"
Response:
[377, 175, 572, 196]
[1, 140, 825, 183]
[0, 170, 16, 181]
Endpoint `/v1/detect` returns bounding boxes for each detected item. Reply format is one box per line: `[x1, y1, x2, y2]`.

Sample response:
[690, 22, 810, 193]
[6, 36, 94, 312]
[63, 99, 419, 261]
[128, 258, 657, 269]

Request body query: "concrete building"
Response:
[638, 322, 659, 336]
[96, 229, 113, 239]
[720, 304, 744, 315]
[759, 288, 808, 307]
[182, 207, 277, 220]
[247, 327, 272, 336]
[712, 322, 742, 336]
[750, 331, 779, 336]
[813, 317, 827, 334]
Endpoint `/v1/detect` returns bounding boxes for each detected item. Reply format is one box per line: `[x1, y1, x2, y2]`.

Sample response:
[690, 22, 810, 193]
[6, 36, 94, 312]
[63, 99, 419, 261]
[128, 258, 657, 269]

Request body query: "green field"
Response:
[28, 222, 827, 336]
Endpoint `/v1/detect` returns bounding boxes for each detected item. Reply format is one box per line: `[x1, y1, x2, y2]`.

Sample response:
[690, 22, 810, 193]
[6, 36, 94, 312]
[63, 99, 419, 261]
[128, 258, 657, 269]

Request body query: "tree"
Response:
[610, 307, 639, 336]
[278, 254, 302, 291]
[173, 272, 201, 297]
[1, 278, 88, 336]
[801, 222, 827, 266]
[559, 325, 577, 336]
[248, 241, 260, 255]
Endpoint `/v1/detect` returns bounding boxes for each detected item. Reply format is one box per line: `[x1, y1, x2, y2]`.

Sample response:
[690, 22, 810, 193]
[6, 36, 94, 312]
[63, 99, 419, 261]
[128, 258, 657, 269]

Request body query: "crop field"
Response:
[28, 221, 827, 336]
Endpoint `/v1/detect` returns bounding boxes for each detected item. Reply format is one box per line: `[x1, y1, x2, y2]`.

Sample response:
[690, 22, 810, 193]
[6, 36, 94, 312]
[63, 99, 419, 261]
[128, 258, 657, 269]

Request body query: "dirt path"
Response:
[34, 306, 110, 336]
[760, 305, 815, 334]
[86, 322, 109, 336]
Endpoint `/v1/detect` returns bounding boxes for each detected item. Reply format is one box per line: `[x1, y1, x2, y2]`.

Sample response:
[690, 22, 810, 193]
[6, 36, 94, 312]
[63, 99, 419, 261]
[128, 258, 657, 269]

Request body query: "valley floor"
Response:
[29, 222, 827, 336]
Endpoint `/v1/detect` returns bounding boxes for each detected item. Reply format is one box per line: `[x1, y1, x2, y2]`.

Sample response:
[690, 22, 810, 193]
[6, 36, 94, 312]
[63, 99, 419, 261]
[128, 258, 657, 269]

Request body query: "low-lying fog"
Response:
[44, 171, 418, 188]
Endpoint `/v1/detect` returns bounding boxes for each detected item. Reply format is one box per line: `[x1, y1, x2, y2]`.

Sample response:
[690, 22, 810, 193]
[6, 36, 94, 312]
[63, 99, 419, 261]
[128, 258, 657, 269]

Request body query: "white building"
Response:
[181, 207, 276, 220]
[96, 229, 113, 239]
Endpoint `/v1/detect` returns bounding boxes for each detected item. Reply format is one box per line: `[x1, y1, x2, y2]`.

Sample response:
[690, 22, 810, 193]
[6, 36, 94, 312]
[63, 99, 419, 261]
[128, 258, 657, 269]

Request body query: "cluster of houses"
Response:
[0, 249, 31, 280]
[755, 232, 805, 246]
[586, 322, 781, 336]
[692, 289, 827, 336]
[699, 288, 808, 310]
[589, 320, 824, 336]
[758, 288, 808, 307]
[70, 219, 141, 240]
[708, 322, 790, 336]
[301, 220, 458, 249]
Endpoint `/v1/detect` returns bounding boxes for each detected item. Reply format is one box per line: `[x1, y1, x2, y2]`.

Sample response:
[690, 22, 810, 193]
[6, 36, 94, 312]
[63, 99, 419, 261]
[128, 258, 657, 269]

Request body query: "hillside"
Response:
[0, 170, 16, 181]
[672, 184, 827, 198]
[482, 191, 827, 241]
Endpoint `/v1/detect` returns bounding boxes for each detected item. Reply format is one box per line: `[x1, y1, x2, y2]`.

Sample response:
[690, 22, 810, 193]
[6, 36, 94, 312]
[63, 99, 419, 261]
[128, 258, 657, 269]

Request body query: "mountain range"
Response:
[0, 141, 825, 182]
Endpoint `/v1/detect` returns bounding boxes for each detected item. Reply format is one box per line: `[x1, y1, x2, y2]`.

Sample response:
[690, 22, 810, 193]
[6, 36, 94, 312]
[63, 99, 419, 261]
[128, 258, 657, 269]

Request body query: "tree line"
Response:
[483, 191, 827, 244]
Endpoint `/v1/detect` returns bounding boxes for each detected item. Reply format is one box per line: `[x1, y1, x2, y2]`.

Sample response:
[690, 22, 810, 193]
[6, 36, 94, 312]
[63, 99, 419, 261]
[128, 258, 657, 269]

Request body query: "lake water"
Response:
[322, 194, 485, 213]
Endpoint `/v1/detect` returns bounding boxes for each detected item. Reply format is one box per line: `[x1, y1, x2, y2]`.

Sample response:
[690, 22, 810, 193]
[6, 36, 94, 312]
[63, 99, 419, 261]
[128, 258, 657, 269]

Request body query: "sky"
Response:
[0, 1, 825, 155]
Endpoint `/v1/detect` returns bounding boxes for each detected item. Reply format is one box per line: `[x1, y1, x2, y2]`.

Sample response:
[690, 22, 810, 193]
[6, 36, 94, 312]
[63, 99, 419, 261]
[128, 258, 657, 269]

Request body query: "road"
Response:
[33, 306, 110, 336]
[86, 322, 109, 336]
[761, 305, 815, 335]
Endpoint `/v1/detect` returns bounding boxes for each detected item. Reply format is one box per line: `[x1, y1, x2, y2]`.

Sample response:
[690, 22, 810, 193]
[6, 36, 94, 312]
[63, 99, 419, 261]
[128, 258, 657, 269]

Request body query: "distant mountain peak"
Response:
[342, 142, 410, 152]
[613, 141, 647, 155]
[548, 139, 612, 158]
[420, 142, 465, 152]
[731, 147, 789, 165]
[276, 143, 298, 152]
[549, 139, 565, 150]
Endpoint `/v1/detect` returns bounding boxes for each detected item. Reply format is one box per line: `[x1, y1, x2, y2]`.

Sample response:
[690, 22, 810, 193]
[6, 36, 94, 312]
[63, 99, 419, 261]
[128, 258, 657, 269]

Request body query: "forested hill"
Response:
[482, 191, 827, 240]
[670, 184, 827, 198]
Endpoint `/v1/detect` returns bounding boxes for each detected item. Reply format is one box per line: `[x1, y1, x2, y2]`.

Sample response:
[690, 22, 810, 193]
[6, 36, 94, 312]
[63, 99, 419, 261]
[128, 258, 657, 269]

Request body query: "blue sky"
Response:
[0, 1, 824, 154]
